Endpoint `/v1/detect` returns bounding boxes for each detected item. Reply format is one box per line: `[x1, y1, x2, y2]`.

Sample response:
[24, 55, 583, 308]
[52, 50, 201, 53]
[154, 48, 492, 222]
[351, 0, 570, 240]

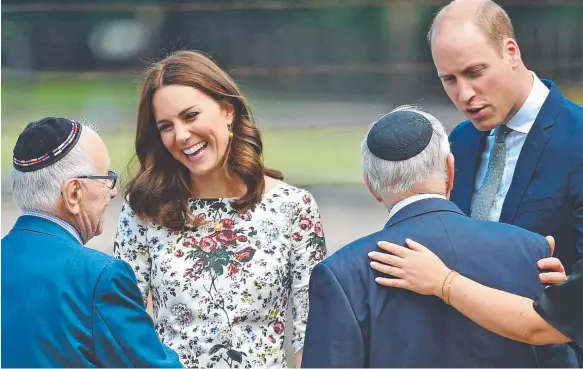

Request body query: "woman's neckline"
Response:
[188, 179, 285, 202]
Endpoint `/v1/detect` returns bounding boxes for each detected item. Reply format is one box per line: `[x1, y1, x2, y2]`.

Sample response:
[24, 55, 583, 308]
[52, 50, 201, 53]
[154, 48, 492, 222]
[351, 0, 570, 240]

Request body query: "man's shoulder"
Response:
[463, 217, 549, 256]
[470, 215, 540, 235]
[326, 231, 380, 262]
[66, 247, 128, 286]
[543, 80, 583, 127]
[80, 246, 121, 269]
[3, 228, 120, 277]
[449, 120, 475, 141]
[321, 228, 401, 279]
[559, 97, 583, 127]
[543, 89, 583, 164]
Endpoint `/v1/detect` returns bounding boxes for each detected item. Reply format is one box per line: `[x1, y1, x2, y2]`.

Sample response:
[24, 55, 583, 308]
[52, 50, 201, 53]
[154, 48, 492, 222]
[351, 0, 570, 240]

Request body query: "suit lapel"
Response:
[451, 128, 488, 215]
[499, 80, 563, 223]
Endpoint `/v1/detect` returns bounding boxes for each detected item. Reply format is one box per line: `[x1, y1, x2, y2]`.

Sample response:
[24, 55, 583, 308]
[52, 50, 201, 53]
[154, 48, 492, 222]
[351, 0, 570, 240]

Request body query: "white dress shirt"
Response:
[388, 193, 447, 222]
[473, 72, 549, 222]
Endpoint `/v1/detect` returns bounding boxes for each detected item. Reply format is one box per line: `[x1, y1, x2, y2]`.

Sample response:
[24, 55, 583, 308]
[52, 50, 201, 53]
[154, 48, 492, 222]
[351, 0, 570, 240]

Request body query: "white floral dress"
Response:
[113, 182, 327, 368]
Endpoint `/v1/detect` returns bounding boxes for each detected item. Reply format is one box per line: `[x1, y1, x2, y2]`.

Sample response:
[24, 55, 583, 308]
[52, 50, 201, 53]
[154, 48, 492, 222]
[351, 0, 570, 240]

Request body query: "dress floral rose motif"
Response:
[114, 182, 326, 368]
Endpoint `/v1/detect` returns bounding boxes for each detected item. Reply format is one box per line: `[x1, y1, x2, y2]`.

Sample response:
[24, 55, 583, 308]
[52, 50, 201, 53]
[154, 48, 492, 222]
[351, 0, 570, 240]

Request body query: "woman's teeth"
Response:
[183, 141, 208, 156]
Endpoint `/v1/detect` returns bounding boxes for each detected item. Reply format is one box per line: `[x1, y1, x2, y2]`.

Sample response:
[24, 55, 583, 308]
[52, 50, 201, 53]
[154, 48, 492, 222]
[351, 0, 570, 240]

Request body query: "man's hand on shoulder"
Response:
[539, 236, 567, 285]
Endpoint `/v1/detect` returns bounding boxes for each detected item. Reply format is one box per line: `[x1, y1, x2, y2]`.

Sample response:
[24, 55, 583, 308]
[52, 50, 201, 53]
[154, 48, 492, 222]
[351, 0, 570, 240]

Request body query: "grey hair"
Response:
[361, 105, 450, 198]
[11, 120, 98, 212]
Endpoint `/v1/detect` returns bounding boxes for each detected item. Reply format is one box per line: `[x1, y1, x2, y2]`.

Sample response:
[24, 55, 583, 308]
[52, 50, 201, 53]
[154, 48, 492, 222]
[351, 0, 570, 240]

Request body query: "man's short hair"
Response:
[11, 120, 97, 212]
[361, 105, 450, 197]
[427, 0, 515, 54]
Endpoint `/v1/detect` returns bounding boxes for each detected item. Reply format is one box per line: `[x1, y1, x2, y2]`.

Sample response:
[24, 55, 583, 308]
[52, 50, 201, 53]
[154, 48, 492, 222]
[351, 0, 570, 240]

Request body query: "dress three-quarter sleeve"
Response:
[113, 200, 152, 307]
[288, 191, 327, 353]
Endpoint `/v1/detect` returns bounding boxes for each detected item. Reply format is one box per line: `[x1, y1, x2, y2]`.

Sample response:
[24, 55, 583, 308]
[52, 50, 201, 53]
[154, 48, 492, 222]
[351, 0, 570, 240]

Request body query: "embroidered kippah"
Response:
[13, 117, 83, 172]
[366, 110, 433, 161]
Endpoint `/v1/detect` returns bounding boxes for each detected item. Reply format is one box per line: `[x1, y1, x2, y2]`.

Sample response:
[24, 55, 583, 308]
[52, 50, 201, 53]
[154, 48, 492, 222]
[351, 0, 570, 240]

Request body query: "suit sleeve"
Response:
[569, 151, 583, 265]
[530, 236, 579, 367]
[534, 259, 583, 349]
[301, 262, 364, 368]
[92, 259, 182, 368]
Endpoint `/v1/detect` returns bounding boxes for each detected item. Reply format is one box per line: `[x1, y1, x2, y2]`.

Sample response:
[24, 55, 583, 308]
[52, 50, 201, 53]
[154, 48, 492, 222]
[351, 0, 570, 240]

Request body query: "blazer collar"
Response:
[499, 78, 563, 223]
[384, 198, 466, 229]
[10, 215, 83, 245]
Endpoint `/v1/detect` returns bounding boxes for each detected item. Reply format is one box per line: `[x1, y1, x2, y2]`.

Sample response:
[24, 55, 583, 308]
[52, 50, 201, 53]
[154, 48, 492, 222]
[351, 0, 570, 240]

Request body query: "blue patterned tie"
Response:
[470, 125, 512, 220]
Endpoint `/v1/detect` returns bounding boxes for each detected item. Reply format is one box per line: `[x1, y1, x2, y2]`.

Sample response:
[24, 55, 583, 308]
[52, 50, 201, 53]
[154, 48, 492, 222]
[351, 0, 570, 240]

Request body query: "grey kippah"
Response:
[366, 110, 434, 161]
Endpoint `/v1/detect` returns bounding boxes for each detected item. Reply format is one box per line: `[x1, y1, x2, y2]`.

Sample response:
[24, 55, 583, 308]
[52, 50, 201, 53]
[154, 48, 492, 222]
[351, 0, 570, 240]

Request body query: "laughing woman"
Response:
[113, 51, 326, 368]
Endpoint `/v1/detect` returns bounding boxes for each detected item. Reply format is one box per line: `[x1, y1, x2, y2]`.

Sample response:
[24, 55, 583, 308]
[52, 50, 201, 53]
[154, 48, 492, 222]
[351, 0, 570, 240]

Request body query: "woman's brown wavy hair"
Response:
[125, 50, 283, 231]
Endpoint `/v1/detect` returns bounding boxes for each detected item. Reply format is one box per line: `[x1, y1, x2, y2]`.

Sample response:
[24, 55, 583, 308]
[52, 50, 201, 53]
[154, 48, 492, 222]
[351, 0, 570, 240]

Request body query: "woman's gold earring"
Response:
[228, 125, 233, 140]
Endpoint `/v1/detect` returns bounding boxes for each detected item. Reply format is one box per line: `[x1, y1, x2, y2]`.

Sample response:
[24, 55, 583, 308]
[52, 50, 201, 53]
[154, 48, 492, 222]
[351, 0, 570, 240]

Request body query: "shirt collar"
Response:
[21, 210, 83, 244]
[504, 71, 550, 134]
[388, 193, 447, 222]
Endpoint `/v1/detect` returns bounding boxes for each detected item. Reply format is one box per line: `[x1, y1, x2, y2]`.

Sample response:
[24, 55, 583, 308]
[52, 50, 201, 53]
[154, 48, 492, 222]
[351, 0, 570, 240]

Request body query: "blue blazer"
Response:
[302, 198, 576, 368]
[1, 215, 182, 368]
[450, 79, 583, 274]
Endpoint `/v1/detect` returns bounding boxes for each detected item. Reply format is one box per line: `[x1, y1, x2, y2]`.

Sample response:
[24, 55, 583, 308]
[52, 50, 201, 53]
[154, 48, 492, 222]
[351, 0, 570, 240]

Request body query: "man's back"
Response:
[303, 198, 574, 367]
[1, 215, 181, 368]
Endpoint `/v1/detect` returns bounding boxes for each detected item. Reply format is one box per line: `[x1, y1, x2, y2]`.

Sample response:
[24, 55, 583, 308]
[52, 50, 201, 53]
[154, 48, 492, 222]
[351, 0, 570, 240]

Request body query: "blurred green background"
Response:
[3, 1, 583, 189]
[1, 75, 368, 186]
[3, 76, 582, 187]
[2, 1, 582, 367]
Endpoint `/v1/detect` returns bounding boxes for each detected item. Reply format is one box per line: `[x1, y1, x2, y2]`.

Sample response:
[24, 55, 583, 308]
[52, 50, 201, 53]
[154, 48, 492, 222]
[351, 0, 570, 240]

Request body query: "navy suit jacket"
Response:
[1, 215, 182, 368]
[450, 79, 583, 274]
[302, 198, 576, 368]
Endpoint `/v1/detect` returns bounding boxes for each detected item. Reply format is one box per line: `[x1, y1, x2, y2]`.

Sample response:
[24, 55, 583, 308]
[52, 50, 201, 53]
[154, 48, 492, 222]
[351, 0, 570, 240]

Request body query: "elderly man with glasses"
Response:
[1, 117, 181, 368]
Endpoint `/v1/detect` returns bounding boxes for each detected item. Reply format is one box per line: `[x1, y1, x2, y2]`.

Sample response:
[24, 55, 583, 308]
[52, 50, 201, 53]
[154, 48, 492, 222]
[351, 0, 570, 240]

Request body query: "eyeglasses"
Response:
[77, 170, 118, 189]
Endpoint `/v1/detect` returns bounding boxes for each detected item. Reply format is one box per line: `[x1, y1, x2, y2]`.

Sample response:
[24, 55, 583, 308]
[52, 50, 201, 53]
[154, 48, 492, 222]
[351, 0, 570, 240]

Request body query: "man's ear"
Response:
[445, 152, 455, 198]
[61, 178, 83, 215]
[504, 37, 522, 67]
[363, 172, 383, 203]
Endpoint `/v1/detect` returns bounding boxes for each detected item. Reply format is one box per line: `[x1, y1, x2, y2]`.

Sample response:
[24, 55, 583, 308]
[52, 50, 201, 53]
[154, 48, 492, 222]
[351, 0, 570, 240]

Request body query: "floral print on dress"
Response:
[113, 182, 326, 368]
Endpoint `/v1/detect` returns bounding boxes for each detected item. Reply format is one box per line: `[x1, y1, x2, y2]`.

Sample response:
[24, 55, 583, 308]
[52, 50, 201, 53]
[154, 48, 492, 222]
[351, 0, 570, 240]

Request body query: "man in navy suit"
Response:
[431, 0, 583, 273]
[1, 117, 181, 367]
[301, 106, 575, 368]
[429, 1, 583, 363]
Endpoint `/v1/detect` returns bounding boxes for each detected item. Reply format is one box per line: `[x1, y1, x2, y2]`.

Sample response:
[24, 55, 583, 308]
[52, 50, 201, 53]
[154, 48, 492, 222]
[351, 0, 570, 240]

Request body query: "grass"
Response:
[1, 126, 366, 186]
[3, 75, 583, 187]
[1, 75, 367, 186]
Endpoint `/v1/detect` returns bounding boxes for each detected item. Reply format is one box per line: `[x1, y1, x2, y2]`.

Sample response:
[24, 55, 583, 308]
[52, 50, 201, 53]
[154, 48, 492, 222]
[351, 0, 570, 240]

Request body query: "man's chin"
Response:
[469, 118, 498, 132]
